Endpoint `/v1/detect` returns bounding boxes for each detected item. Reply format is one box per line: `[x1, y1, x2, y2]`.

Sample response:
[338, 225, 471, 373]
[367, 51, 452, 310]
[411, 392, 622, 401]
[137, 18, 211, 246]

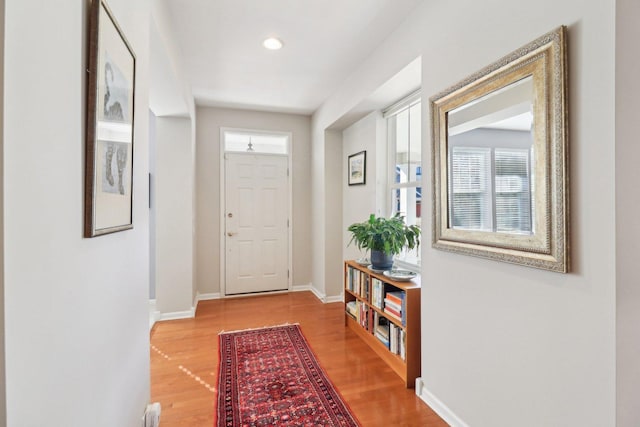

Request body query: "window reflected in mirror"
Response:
[447, 77, 534, 235]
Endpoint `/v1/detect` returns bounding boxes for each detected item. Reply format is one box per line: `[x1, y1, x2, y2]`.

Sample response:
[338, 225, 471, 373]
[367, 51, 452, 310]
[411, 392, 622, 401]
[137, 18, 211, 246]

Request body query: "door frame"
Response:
[219, 127, 293, 297]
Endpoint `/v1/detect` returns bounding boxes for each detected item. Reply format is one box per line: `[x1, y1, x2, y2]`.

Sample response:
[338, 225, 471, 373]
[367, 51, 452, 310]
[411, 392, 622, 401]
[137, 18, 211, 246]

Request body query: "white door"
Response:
[224, 153, 289, 295]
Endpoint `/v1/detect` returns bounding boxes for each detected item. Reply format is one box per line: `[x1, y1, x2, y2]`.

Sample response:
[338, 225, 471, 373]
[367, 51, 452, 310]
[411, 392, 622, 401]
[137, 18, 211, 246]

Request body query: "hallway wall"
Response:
[155, 117, 195, 315]
[313, 0, 619, 425]
[0, 0, 5, 424]
[3, 0, 151, 425]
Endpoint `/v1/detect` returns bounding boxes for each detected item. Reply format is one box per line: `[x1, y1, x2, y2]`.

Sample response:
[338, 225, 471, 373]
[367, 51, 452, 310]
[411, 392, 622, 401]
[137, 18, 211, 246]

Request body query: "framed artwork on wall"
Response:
[430, 26, 568, 272]
[84, 0, 136, 237]
[348, 151, 366, 186]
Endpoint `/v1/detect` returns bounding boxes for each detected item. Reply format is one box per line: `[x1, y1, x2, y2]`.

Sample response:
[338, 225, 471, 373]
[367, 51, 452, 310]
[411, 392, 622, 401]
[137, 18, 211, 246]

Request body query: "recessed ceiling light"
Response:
[263, 37, 283, 50]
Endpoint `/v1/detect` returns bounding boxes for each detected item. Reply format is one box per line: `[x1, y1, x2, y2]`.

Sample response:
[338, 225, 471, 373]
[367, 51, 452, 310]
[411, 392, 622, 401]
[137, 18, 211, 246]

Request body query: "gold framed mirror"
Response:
[431, 26, 568, 272]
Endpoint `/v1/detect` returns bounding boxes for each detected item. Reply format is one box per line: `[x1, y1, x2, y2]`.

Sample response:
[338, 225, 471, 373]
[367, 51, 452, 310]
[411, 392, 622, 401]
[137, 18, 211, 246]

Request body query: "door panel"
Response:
[225, 153, 288, 295]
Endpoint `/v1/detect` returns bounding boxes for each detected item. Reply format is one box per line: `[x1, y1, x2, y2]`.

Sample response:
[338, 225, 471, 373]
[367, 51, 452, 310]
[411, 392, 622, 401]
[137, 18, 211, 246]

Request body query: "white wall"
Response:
[314, 0, 619, 425]
[155, 117, 194, 315]
[311, 125, 327, 297]
[615, 0, 640, 425]
[3, 0, 151, 425]
[149, 0, 193, 118]
[324, 130, 343, 299]
[0, 0, 5, 424]
[342, 112, 386, 262]
[149, 110, 157, 300]
[420, 2, 615, 426]
[149, 0, 197, 316]
[195, 107, 312, 295]
[311, 3, 423, 304]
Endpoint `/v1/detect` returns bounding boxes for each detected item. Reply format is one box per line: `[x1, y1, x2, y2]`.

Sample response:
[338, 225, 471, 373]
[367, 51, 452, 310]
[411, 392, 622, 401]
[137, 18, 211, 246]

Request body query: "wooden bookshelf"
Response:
[343, 260, 421, 388]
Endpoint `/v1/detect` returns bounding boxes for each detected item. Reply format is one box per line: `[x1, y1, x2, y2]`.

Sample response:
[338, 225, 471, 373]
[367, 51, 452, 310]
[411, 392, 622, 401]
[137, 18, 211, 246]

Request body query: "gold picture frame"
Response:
[430, 26, 569, 272]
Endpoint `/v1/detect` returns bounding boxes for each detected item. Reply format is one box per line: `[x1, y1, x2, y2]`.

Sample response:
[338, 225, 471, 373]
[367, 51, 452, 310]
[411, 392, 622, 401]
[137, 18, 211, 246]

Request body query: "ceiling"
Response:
[162, 0, 424, 115]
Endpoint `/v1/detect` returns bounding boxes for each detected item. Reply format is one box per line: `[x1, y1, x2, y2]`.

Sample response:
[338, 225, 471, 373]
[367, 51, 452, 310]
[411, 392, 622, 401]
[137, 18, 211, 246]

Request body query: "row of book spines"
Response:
[347, 302, 405, 332]
[371, 285, 406, 325]
[386, 291, 404, 306]
[382, 310, 406, 327]
[346, 300, 368, 328]
[346, 267, 370, 299]
[373, 322, 406, 360]
[390, 325, 406, 360]
[371, 279, 405, 305]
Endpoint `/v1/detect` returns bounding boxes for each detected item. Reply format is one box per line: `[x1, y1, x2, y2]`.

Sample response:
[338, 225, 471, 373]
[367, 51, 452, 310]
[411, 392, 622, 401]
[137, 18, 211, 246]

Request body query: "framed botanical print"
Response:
[85, 0, 136, 237]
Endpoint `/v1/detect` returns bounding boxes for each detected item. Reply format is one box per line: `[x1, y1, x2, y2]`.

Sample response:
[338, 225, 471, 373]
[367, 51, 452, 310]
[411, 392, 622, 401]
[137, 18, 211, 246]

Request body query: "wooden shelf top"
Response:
[345, 260, 421, 290]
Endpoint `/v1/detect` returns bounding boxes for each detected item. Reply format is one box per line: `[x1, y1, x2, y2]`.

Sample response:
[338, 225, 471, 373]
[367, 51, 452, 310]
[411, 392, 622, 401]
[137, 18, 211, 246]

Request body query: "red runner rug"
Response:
[216, 324, 360, 426]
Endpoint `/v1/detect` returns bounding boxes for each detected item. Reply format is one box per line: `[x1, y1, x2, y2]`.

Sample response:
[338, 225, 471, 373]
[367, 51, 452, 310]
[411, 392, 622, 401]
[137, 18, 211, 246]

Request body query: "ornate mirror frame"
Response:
[431, 26, 569, 272]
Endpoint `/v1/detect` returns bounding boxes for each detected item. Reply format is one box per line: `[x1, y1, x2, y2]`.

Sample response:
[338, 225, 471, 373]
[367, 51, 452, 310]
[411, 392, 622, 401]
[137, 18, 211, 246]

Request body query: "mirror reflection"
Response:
[447, 76, 534, 235]
[431, 26, 568, 272]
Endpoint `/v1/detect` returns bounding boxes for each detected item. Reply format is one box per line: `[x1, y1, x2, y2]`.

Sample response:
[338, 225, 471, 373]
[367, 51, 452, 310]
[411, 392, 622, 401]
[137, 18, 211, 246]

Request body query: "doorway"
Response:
[221, 129, 291, 296]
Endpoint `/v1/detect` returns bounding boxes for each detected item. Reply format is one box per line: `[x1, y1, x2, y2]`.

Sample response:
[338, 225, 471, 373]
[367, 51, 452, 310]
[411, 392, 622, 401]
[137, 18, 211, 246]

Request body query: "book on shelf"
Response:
[346, 300, 369, 328]
[387, 323, 406, 357]
[347, 266, 372, 299]
[375, 331, 390, 348]
[373, 312, 390, 348]
[371, 278, 384, 309]
[384, 290, 406, 326]
[346, 301, 357, 318]
[374, 312, 389, 336]
[383, 298, 402, 313]
[383, 304, 401, 318]
[383, 306, 403, 325]
[385, 291, 405, 306]
[358, 301, 368, 328]
[363, 273, 370, 300]
[390, 323, 397, 354]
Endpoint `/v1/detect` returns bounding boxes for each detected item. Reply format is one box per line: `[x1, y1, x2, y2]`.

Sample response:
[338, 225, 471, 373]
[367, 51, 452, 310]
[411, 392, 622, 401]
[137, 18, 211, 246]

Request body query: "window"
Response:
[448, 131, 534, 235]
[223, 130, 288, 154]
[385, 91, 421, 268]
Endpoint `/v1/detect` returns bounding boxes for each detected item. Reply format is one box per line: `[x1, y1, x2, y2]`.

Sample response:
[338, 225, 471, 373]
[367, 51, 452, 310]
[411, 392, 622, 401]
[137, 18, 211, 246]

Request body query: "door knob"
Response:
[227, 232, 236, 237]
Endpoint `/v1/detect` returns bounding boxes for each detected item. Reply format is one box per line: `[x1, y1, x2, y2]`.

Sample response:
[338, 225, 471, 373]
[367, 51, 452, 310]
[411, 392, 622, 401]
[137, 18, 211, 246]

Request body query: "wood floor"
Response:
[150, 291, 448, 426]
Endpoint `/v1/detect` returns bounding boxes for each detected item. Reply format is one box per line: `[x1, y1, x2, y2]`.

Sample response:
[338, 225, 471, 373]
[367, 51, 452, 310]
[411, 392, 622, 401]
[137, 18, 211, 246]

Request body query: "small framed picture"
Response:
[348, 151, 366, 186]
[84, 0, 136, 237]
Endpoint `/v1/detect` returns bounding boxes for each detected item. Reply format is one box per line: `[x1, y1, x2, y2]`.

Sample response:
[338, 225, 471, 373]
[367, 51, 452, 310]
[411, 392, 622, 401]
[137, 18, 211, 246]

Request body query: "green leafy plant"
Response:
[347, 213, 420, 255]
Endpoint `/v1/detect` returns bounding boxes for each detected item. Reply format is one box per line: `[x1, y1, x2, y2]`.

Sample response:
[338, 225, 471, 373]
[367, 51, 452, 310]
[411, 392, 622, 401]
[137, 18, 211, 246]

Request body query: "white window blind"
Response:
[448, 146, 533, 234]
[449, 147, 491, 230]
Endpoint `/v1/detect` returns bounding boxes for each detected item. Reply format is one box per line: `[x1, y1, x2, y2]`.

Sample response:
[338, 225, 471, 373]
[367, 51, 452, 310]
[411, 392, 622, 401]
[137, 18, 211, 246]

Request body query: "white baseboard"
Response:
[293, 283, 326, 302]
[291, 283, 312, 292]
[151, 293, 219, 326]
[324, 294, 343, 303]
[415, 378, 470, 427]
[197, 292, 221, 301]
[158, 307, 195, 321]
[308, 285, 326, 302]
[296, 283, 343, 304]
[191, 292, 221, 315]
[149, 299, 160, 330]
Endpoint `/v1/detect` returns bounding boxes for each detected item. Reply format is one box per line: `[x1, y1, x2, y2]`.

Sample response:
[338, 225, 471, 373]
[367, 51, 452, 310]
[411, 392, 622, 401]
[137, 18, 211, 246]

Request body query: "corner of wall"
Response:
[323, 130, 344, 298]
[0, 0, 6, 423]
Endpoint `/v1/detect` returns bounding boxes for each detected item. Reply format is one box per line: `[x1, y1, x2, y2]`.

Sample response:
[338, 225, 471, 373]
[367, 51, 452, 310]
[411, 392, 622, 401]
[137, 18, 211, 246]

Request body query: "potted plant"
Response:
[347, 213, 420, 270]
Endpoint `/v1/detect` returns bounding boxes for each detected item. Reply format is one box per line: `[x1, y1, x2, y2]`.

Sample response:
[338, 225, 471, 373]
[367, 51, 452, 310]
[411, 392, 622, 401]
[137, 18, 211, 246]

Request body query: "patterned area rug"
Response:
[217, 324, 360, 426]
